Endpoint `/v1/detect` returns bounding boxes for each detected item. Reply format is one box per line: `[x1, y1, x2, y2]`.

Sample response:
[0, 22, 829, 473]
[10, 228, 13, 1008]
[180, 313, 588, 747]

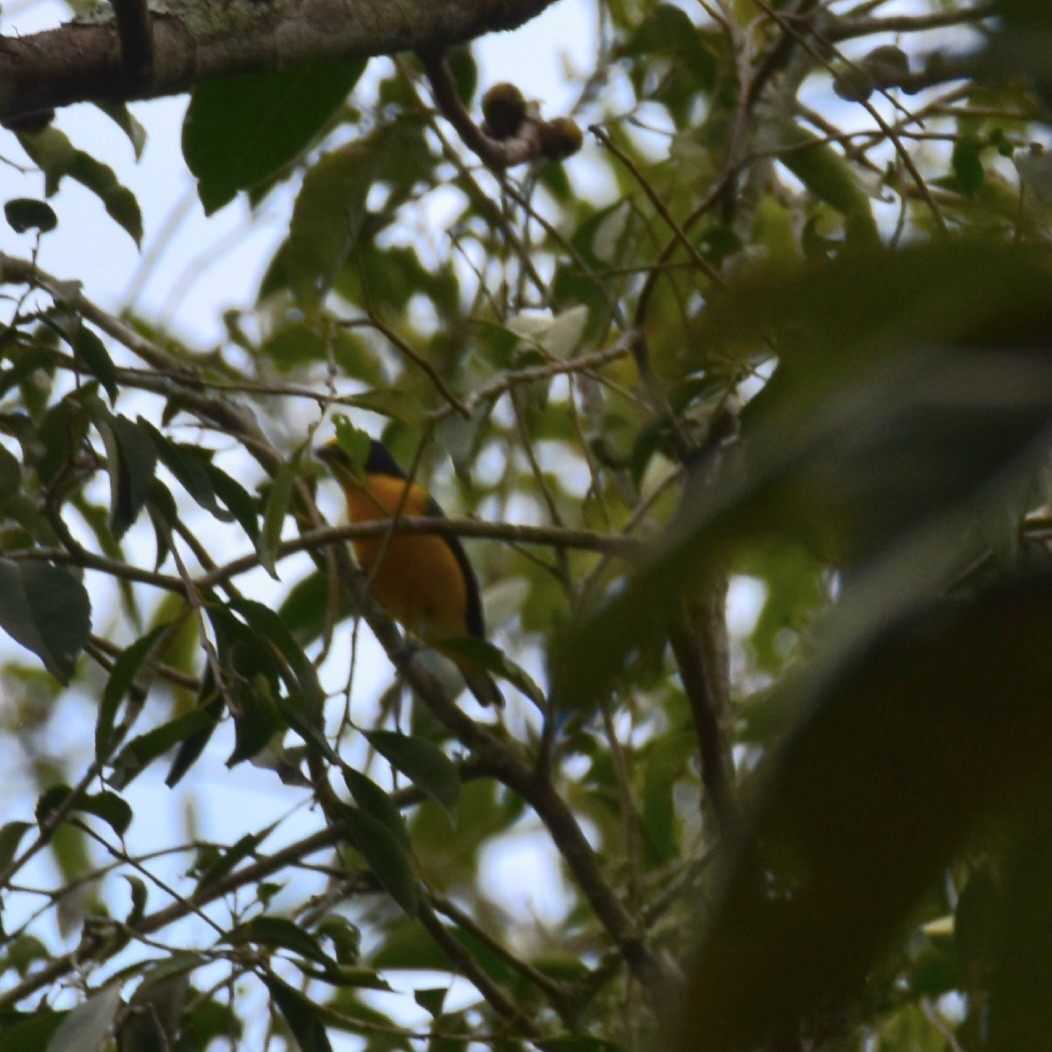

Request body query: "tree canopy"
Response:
[1, 1, 1052, 1050]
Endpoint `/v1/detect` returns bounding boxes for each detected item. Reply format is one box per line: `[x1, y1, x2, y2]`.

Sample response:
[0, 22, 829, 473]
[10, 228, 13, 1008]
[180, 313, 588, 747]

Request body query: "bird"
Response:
[317, 437, 504, 708]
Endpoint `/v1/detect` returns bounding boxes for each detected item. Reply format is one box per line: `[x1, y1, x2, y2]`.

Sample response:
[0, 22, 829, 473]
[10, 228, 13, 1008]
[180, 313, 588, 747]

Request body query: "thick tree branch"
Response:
[0, 0, 558, 125]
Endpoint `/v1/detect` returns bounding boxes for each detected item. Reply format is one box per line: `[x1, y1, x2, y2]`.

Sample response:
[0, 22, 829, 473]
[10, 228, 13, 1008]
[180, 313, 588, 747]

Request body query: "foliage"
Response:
[1, 1, 1051, 1050]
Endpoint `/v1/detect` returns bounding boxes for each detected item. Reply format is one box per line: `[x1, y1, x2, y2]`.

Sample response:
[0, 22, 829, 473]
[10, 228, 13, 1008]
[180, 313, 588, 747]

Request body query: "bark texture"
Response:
[0, 0, 558, 123]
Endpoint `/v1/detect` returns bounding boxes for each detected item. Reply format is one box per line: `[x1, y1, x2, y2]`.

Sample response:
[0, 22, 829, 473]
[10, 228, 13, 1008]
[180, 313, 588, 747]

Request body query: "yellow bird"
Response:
[318, 438, 504, 708]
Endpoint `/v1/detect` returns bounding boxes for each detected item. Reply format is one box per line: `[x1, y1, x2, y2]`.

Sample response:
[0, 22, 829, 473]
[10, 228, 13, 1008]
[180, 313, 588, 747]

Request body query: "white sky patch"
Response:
[479, 826, 572, 928]
[726, 575, 768, 639]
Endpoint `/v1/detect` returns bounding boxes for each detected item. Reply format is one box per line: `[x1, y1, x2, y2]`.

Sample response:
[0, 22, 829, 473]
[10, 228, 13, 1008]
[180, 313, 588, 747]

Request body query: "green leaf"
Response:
[775, 121, 877, 240]
[194, 824, 276, 890]
[344, 388, 431, 428]
[94, 101, 147, 158]
[278, 144, 375, 311]
[226, 673, 281, 766]
[228, 598, 326, 725]
[226, 916, 336, 968]
[165, 682, 223, 788]
[952, 135, 985, 195]
[675, 574, 1052, 1051]
[0, 1010, 66, 1051]
[259, 456, 297, 579]
[363, 730, 460, 816]
[4, 198, 57, 234]
[0, 558, 91, 683]
[94, 412, 158, 540]
[18, 127, 142, 245]
[203, 461, 260, 545]
[73, 326, 118, 404]
[36, 785, 132, 838]
[44, 986, 121, 1052]
[109, 708, 217, 789]
[0, 821, 32, 870]
[343, 805, 419, 917]
[0, 443, 22, 504]
[96, 623, 171, 761]
[116, 955, 198, 1052]
[141, 422, 231, 523]
[414, 987, 447, 1019]
[278, 570, 356, 646]
[123, 874, 147, 926]
[261, 973, 334, 1052]
[316, 914, 362, 965]
[342, 768, 410, 846]
[183, 61, 366, 214]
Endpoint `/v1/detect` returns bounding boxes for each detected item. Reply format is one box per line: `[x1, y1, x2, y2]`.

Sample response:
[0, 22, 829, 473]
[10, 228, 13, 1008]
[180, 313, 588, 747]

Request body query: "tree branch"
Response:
[0, 0, 558, 125]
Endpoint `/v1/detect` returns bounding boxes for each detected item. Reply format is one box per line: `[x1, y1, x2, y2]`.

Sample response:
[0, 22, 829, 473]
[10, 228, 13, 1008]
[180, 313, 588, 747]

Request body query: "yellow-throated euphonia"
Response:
[318, 439, 504, 708]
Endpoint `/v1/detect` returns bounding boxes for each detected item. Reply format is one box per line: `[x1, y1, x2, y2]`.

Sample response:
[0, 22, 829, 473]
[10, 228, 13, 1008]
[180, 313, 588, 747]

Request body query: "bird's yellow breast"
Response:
[344, 474, 471, 644]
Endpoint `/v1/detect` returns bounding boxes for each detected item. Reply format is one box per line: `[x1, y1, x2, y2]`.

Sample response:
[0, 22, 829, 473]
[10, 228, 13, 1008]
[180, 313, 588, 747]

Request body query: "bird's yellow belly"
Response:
[352, 532, 470, 644]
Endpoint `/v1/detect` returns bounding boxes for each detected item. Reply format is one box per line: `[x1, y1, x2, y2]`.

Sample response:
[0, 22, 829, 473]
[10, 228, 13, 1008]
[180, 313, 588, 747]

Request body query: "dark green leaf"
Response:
[195, 824, 276, 891]
[413, 987, 447, 1018]
[36, 785, 131, 838]
[278, 570, 355, 646]
[123, 875, 147, 926]
[0, 822, 31, 870]
[259, 457, 296, 578]
[94, 413, 158, 540]
[73, 326, 117, 404]
[316, 915, 362, 965]
[116, 956, 195, 1052]
[0, 444, 22, 504]
[4, 198, 57, 234]
[363, 730, 459, 816]
[226, 673, 281, 766]
[203, 461, 260, 544]
[342, 768, 410, 846]
[0, 1010, 65, 1051]
[228, 598, 325, 726]
[261, 972, 334, 1052]
[0, 558, 91, 683]
[675, 575, 1052, 1051]
[140, 422, 231, 523]
[226, 916, 335, 968]
[165, 680, 223, 788]
[953, 135, 985, 195]
[109, 708, 217, 789]
[96, 623, 171, 761]
[343, 805, 419, 917]
[183, 62, 366, 214]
